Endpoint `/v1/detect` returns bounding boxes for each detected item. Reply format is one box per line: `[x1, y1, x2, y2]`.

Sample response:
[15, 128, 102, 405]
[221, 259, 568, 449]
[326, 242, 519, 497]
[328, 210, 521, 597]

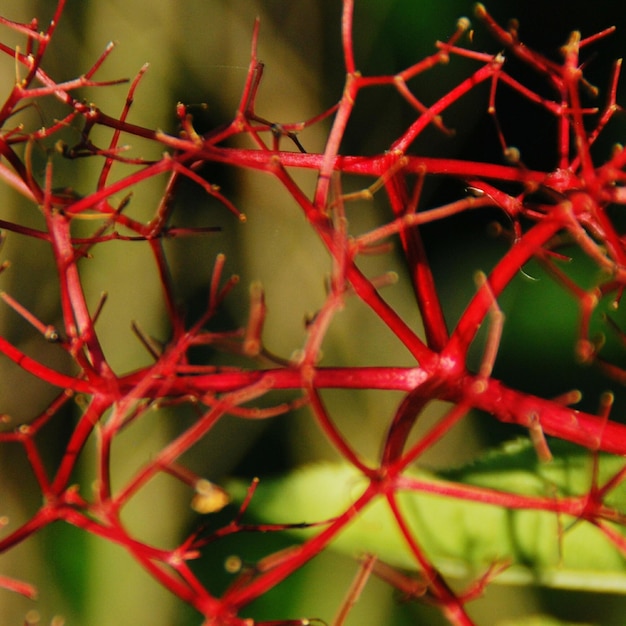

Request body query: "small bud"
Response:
[224, 555, 243, 574]
[191, 479, 230, 514]
[503, 146, 520, 164]
[457, 17, 471, 32]
[575, 338, 595, 363]
[44, 326, 61, 343]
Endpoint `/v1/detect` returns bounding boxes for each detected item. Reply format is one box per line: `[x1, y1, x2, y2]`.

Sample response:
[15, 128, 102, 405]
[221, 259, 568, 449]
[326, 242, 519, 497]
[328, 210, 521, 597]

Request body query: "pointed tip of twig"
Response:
[474, 3, 487, 18]
[251, 16, 261, 49]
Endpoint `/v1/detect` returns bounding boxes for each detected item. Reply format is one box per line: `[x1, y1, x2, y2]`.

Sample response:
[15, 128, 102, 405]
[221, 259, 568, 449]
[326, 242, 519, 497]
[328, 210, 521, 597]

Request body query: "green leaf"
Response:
[496, 616, 593, 626]
[228, 439, 626, 592]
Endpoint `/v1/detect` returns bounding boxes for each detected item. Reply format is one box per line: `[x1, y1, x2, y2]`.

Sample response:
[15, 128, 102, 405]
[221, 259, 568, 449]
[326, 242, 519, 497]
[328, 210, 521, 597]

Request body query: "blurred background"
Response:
[1, 1, 626, 624]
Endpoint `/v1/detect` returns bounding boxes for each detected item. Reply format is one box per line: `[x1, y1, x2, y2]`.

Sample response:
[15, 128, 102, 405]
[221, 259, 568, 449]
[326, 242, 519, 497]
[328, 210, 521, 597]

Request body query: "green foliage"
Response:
[231, 438, 626, 593]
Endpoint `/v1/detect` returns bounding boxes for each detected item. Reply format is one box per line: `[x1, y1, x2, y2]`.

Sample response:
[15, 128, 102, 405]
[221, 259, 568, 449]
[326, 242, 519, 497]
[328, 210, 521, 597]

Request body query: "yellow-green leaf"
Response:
[228, 439, 626, 592]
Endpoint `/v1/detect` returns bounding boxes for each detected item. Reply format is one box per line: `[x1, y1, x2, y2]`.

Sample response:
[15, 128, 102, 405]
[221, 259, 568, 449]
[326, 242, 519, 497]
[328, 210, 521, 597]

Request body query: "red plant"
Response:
[1, 1, 626, 624]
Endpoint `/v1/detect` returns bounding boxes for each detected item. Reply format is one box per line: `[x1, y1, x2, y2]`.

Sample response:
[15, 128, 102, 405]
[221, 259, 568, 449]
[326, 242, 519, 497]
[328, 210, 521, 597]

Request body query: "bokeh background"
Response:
[1, 1, 626, 624]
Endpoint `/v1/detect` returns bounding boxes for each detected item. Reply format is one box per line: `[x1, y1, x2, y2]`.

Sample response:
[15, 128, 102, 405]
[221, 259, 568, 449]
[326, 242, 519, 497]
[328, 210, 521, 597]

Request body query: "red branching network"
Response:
[1, 1, 626, 624]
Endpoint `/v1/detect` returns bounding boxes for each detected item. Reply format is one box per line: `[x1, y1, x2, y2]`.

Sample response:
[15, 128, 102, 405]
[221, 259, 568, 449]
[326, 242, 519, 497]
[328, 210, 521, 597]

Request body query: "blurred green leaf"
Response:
[229, 439, 626, 593]
[497, 616, 593, 626]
